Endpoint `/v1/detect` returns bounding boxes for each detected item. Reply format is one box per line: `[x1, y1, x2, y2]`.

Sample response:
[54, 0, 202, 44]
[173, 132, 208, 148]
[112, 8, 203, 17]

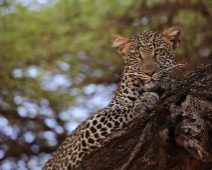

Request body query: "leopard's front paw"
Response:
[133, 92, 159, 113]
[153, 77, 172, 92]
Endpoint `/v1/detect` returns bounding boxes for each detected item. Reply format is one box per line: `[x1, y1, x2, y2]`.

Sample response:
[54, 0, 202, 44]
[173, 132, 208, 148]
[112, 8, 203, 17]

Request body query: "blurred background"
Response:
[0, 0, 212, 169]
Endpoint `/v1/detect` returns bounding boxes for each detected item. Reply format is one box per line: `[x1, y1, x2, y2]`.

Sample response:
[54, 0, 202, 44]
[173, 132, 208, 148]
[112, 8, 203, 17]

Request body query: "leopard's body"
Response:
[43, 26, 183, 170]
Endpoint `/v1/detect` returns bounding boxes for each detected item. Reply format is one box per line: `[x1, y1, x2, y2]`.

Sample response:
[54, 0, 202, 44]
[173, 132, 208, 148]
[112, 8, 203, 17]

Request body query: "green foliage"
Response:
[0, 0, 212, 169]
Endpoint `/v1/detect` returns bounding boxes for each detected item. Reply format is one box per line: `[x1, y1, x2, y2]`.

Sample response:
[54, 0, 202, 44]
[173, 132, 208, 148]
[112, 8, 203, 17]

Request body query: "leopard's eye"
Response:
[134, 52, 141, 58]
[155, 49, 162, 55]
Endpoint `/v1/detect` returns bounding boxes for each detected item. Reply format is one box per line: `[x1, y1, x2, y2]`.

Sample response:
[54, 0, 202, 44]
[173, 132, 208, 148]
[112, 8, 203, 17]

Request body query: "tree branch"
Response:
[76, 61, 212, 170]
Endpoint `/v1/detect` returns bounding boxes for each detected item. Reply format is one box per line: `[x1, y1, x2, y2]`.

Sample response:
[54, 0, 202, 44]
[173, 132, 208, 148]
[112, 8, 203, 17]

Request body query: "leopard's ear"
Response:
[111, 34, 131, 60]
[161, 26, 183, 50]
[111, 34, 129, 47]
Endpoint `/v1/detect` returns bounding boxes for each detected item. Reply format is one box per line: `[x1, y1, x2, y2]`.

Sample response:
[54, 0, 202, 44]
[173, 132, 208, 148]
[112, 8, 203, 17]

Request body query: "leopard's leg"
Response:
[152, 77, 173, 93]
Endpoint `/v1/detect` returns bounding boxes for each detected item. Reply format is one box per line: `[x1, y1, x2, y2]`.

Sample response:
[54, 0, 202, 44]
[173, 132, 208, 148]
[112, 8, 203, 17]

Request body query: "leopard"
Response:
[43, 26, 183, 170]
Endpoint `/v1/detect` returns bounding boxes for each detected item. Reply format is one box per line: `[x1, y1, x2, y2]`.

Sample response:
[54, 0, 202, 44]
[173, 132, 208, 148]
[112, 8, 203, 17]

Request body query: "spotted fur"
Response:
[43, 26, 183, 170]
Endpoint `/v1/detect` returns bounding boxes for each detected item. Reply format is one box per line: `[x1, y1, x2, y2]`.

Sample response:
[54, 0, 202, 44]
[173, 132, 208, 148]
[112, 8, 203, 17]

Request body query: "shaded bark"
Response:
[76, 61, 212, 170]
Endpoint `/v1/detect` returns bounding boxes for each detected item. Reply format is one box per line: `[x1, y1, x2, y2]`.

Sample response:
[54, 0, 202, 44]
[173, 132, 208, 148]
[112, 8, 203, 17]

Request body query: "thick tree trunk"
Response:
[76, 61, 212, 170]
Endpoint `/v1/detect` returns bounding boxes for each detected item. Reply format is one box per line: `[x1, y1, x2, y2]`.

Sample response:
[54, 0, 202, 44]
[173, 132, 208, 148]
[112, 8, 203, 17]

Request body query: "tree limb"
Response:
[76, 61, 212, 170]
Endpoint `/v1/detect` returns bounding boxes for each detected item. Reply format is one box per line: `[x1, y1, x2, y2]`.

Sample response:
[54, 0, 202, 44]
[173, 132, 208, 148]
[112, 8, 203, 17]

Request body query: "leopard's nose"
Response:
[146, 70, 156, 76]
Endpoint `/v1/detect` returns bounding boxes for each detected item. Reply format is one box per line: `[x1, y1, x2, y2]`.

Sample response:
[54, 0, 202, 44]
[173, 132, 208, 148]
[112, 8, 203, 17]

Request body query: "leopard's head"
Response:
[111, 26, 183, 83]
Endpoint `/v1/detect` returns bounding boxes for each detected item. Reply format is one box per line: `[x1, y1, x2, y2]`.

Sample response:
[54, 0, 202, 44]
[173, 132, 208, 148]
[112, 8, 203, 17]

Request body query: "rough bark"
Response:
[76, 61, 212, 170]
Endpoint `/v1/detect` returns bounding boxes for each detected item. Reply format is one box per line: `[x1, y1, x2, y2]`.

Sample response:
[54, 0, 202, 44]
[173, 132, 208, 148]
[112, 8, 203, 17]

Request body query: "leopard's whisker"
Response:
[175, 66, 186, 78]
[165, 63, 187, 78]
[122, 72, 139, 77]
